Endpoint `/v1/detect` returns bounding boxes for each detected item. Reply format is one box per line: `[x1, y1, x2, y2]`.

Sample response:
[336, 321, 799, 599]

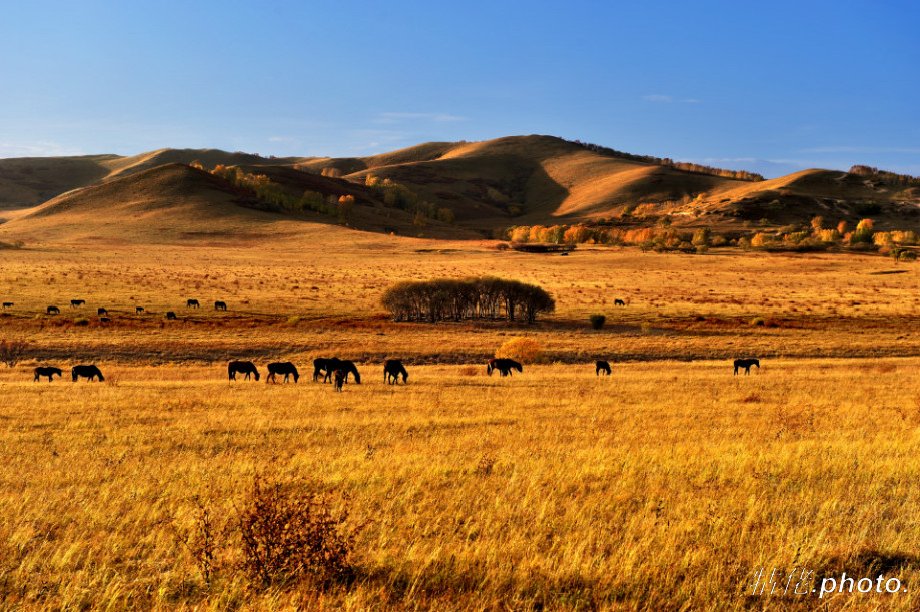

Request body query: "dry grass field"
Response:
[2, 232, 920, 609]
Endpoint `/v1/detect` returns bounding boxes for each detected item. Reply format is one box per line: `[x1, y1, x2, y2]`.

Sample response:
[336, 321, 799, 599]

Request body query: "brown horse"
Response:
[334, 369, 346, 392]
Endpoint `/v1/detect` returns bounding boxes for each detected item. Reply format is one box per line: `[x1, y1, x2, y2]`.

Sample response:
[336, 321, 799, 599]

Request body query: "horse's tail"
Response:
[487, 360, 494, 376]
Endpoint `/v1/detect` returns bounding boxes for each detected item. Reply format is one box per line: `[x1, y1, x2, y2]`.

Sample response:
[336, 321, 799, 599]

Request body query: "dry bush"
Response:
[0, 339, 27, 367]
[238, 474, 356, 587]
[495, 337, 542, 363]
[459, 365, 479, 376]
[172, 496, 227, 587]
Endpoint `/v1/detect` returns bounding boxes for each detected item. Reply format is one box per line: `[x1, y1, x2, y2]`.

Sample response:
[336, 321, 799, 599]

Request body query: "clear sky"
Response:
[0, 0, 917, 177]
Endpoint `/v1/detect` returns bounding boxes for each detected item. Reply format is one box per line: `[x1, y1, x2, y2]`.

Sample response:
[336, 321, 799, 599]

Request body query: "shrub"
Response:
[900, 250, 918, 262]
[74, 318, 89, 326]
[589, 314, 606, 330]
[238, 474, 355, 587]
[495, 338, 542, 363]
[0, 339, 27, 367]
[750, 317, 766, 326]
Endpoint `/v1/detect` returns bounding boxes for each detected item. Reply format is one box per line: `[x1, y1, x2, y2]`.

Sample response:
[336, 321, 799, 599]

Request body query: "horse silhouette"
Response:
[214, 300, 227, 311]
[384, 359, 409, 384]
[267, 362, 299, 383]
[487, 358, 523, 377]
[135, 306, 145, 314]
[338, 360, 361, 383]
[97, 308, 108, 316]
[186, 299, 200, 309]
[47, 305, 60, 315]
[2, 302, 12, 309]
[72, 365, 104, 382]
[596, 360, 612, 376]
[614, 298, 626, 306]
[334, 369, 346, 392]
[733, 358, 760, 375]
[313, 357, 340, 382]
[70, 299, 85, 308]
[33, 366, 62, 382]
[165, 311, 177, 320]
[228, 360, 260, 381]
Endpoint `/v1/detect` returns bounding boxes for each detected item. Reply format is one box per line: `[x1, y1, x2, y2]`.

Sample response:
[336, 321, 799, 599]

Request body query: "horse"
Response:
[733, 358, 760, 375]
[596, 360, 612, 376]
[186, 299, 200, 309]
[72, 365, 104, 382]
[214, 300, 227, 311]
[165, 311, 177, 320]
[2, 302, 12, 309]
[228, 360, 260, 381]
[33, 366, 62, 382]
[614, 298, 626, 306]
[487, 358, 523, 377]
[334, 369, 346, 392]
[267, 362, 299, 383]
[135, 306, 145, 314]
[384, 359, 409, 384]
[313, 357, 341, 382]
[337, 360, 361, 384]
[47, 305, 60, 315]
[70, 299, 85, 308]
[97, 308, 108, 316]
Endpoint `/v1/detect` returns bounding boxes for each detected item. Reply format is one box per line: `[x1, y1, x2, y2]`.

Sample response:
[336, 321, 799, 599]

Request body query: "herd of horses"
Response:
[0, 298, 230, 320]
[28, 357, 762, 386]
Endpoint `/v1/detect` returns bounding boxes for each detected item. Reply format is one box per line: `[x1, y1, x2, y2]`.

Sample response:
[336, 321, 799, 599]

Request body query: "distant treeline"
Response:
[381, 277, 555, 324]
[567, 139, 765, 182]
[848, 165, 920, 188]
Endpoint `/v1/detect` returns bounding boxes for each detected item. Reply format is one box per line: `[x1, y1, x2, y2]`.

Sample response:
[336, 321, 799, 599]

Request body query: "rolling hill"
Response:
[0, 135, 917, 244]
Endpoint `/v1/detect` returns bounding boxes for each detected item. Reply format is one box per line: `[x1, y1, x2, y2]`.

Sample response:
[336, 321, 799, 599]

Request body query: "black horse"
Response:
[333, 369, 346, 392]
[34, 366, 62, 382]
[614, 298, 626, 306]
[165, 311, 177, 320]
[2, 302, 13, 309]
[313, 357, 340, 382]
[97, 308, 108, 316]
[70, 299, 85, 308]
[596, 360, 612, 376]
[72, 365, 104, 382]
[384, 359, 409, 384]
[214, 300, 227, 311]
[228, 360, 260, 381]
[186, 299, 200, 309]
[487, 358, 523, 377]
[734, 358, 760, 375]
[267, 362, 299, 383]
[46, 305, 60, 315]
[135, 306, 145, 314]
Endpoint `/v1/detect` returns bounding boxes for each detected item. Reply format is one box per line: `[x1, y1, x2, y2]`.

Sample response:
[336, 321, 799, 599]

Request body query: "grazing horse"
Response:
[72, 365, 104, 382]
[313, 357, 341, 382]
[47, 305, 60, 315]
[165, 311, 177, 320]
[70, 299, 85, 308]
[97, 308, 108, 316]
[2, 302, 12, 309]
[384, 359, 409, 384]
[333, 369, 346, 392]
[228, 360, 260, 381]
[596, 360, 612, 376]
[733, 358, 760, 375]
[267, 362, 299, 383]
[135, 306, 145, 314]
[487, 358, 523, 377]
[214, 300, 227, 311]
[186, 299, 200, 309]
[614, 298, 626, 306]
[33, 366, 62, 382]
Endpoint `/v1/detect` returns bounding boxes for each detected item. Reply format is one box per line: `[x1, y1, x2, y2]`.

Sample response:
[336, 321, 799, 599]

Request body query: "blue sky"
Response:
[0, 0, 917, 177]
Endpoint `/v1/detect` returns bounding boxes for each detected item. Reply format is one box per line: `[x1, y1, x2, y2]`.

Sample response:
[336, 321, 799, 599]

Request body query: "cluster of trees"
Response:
[506, 216, 920, 258]
[567, 139, 765, 182]
[364, 175, 455, 225]
[381, 277, 555, 324]
[848, 165, 920, 188]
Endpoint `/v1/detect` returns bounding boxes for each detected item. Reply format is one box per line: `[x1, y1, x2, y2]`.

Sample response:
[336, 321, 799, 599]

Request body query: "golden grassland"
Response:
[3, 235, 920, 609]
[3, 361, 920, 610]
